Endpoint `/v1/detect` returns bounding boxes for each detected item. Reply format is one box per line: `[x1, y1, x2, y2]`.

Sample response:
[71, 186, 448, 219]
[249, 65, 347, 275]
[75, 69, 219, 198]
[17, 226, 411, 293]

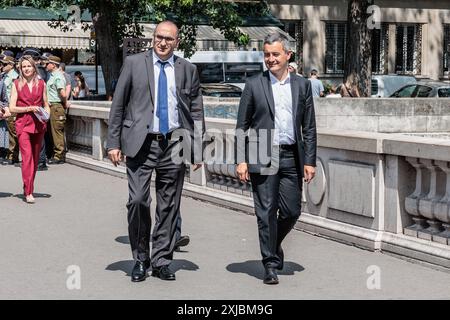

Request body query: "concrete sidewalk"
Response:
[1, 163, 449, 299]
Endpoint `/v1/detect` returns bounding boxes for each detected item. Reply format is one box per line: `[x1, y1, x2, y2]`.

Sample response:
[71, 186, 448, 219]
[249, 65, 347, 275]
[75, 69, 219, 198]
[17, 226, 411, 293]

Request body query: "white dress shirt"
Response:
[150, 52, 179, 133]
[269, 71, 295, 145]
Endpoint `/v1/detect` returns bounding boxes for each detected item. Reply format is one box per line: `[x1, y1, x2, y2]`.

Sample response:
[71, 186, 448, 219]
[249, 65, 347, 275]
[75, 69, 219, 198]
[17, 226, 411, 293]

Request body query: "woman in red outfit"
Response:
[8, 55, 50, 203]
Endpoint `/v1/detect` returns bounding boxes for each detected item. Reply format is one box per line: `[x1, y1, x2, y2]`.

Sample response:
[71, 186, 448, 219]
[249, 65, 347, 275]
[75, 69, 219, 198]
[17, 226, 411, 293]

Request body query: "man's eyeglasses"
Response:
[154, 34, 176, 44]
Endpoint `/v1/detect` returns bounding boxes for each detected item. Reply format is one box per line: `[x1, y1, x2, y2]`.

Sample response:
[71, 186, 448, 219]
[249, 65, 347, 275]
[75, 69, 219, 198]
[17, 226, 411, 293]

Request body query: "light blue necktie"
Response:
[156, 60, 169, 135]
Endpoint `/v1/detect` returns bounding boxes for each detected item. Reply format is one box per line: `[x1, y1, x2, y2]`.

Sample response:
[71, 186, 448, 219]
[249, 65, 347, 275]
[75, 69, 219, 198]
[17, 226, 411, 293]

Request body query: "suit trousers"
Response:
[250, 147, 303, 268]
[18, 130, 44, 196]
[126, 134, 185, 268]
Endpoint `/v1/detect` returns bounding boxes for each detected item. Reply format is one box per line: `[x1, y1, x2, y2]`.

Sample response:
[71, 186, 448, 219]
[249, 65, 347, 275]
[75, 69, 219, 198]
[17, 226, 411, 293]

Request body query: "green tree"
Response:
[1, 0, 268, 96]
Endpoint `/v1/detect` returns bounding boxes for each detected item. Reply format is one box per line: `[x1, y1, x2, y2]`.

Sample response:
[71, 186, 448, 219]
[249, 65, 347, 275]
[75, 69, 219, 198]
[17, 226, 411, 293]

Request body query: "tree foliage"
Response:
[1, 0, 269, 95]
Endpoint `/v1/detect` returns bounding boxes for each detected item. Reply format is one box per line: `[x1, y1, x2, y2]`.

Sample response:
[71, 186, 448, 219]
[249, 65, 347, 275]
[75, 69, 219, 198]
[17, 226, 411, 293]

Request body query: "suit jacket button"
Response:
[146, 125, 149, 129]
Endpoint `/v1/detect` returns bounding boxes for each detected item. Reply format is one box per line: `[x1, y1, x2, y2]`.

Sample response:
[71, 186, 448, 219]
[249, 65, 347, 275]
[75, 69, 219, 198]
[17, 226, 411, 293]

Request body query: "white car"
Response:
[371, 75, 417, 97]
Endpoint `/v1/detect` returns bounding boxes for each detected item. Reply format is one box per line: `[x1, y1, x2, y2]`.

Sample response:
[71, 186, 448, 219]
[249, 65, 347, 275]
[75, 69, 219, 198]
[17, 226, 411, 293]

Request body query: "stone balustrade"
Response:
[66, 100, 450, 268]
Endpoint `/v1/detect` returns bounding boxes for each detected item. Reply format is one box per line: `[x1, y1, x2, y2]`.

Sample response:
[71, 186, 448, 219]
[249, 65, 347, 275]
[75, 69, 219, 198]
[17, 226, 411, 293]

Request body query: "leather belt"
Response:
[149, 132, 172, 141]
[279, 144, 296, 150]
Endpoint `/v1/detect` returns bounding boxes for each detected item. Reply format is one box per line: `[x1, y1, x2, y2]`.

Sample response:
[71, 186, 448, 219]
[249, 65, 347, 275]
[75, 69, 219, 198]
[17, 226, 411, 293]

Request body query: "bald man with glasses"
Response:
[107, 20, 204, 283]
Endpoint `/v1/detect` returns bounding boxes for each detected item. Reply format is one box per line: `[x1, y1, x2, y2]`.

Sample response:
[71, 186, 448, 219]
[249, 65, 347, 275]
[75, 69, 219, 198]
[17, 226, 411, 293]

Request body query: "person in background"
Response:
[0, 68, 10, 161]
[326, 85, 342, 98]
[36, 52, 53, 171]
[72, 73, 90, 99]
[308, 69, 325, 97]
[45, 55, 68, 164]
[59, 63, 72, 101]
[8, 55, 50, 204]
[1, 52, 19, 166]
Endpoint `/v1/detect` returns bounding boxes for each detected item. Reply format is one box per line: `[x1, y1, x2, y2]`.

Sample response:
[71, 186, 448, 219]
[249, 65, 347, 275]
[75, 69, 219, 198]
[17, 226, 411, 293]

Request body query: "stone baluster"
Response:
[433, 161, 450, 245]
[206, 164, 218, 185]
[417, 159, 445, 240]
[404, 157, 430, 236]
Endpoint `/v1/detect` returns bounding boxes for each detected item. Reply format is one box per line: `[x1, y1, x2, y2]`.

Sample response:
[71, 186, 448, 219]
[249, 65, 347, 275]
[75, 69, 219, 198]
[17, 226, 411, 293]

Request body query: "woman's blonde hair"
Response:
[17, 55, 39, 92]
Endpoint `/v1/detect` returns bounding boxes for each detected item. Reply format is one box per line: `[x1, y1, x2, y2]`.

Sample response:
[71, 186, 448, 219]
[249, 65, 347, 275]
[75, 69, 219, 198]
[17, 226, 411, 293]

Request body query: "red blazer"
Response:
[14, 79, 46, 135]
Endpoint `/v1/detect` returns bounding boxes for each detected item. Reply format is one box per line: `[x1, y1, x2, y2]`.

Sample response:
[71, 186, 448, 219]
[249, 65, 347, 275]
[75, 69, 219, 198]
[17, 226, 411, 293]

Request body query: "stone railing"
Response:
[404, 158, 450, 243]
[66, 100, 450, 268]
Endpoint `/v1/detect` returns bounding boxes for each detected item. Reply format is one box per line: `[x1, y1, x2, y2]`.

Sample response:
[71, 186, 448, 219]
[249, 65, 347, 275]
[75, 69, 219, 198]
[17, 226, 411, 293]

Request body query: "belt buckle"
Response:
[155, 134, 164, 141]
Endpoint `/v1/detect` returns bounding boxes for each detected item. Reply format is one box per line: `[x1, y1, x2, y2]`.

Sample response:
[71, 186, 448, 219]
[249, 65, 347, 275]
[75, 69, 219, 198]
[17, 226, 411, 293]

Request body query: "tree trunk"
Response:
[92, 8, 122, 98]
[343, 0, 373, 97]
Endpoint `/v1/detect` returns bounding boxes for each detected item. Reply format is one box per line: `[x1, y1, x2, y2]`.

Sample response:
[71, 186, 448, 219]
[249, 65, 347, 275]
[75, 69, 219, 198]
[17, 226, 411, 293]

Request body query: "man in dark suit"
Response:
[236, 32, 317, 285]
[107, 20, 204, 282]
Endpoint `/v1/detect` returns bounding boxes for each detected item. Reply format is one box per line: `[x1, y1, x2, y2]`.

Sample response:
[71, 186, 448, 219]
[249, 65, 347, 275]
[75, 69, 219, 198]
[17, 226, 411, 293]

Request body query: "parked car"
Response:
[371, 75, 417, 97]
[200, 83, 242, 97]
[390, 81, 450, 97]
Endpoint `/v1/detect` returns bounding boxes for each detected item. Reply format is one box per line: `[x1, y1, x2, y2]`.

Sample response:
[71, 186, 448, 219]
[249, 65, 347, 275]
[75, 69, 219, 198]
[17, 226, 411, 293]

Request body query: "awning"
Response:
[141, 24, 296, 52]
[0, 19, 90, 49]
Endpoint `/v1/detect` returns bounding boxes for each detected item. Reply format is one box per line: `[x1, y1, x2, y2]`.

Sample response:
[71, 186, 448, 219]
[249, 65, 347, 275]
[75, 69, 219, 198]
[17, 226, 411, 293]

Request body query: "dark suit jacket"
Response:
[107, 49, 205, 162]
[236, 71, 317, 176]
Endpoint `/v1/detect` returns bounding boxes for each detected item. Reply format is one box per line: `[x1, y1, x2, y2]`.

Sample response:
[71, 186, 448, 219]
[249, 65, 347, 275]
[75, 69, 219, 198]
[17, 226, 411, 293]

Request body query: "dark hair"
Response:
[74, 71, 82, 77]
[77, 74, 86, 90]
[310, 69, 318, 76]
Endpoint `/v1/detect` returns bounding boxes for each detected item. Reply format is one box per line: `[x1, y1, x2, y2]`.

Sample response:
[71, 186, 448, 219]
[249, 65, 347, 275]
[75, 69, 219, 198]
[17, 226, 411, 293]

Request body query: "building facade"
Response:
[269, 0, 450, 82]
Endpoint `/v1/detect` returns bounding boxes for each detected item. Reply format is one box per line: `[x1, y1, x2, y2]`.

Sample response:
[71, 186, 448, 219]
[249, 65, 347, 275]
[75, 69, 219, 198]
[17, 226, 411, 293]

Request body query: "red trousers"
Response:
[18, 131, 44, 196]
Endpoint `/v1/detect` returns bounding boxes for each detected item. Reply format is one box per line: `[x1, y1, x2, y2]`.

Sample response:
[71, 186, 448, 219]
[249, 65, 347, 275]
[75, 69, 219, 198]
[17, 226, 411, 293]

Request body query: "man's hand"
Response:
[236, 162, 249, 182]
[192, 163, 202, 171]
[304, 165, 316, 183]
[108, 148, 122, 167]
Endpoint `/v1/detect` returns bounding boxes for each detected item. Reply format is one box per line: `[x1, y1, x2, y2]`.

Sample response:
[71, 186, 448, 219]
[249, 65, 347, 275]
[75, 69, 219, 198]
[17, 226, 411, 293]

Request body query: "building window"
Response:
[325, 22, 347, 74]
[282, 20, 303, 71]
[371, 23, 389, 74]
[395, 24, 422, 75]
[444, 24, 450, 73]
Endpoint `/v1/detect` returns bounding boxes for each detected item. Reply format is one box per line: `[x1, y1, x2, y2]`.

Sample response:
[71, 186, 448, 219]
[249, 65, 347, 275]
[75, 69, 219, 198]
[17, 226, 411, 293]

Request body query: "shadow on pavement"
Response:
[226, 260, 304, 280]
[13, 193, 52, 202]
[115, 236, 130, 244]
[115, 235, 155, 245]
[106, 259, 199, 276]
[105, 260, 135, 276]
[13, 193, 51, 198]
[0, 192, 13, 198]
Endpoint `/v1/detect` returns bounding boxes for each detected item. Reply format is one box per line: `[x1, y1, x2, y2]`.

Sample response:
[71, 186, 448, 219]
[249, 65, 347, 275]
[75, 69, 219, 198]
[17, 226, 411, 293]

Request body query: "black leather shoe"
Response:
[263, 266, 279, 285]
[151, 265, 176, 281]
[174, 235, 190, 251]
[277, 246, 284, 270]
[131, 260, 150, 282]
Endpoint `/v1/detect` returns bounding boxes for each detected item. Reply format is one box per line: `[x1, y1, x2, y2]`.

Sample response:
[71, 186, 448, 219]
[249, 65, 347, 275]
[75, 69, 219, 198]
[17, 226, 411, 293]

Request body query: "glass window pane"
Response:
[224, 63, 263, 83]
[416, 85, 432, 97]
[438, 88, 450, 97]
[194, 63, 223, 83]
[396, 85, 417, 97]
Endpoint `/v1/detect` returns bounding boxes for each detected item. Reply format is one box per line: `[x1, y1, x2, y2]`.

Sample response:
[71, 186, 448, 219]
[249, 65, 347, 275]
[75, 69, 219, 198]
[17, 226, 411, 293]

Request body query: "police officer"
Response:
[0, 51, 19, 165]
[45, 55, 68, 164]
